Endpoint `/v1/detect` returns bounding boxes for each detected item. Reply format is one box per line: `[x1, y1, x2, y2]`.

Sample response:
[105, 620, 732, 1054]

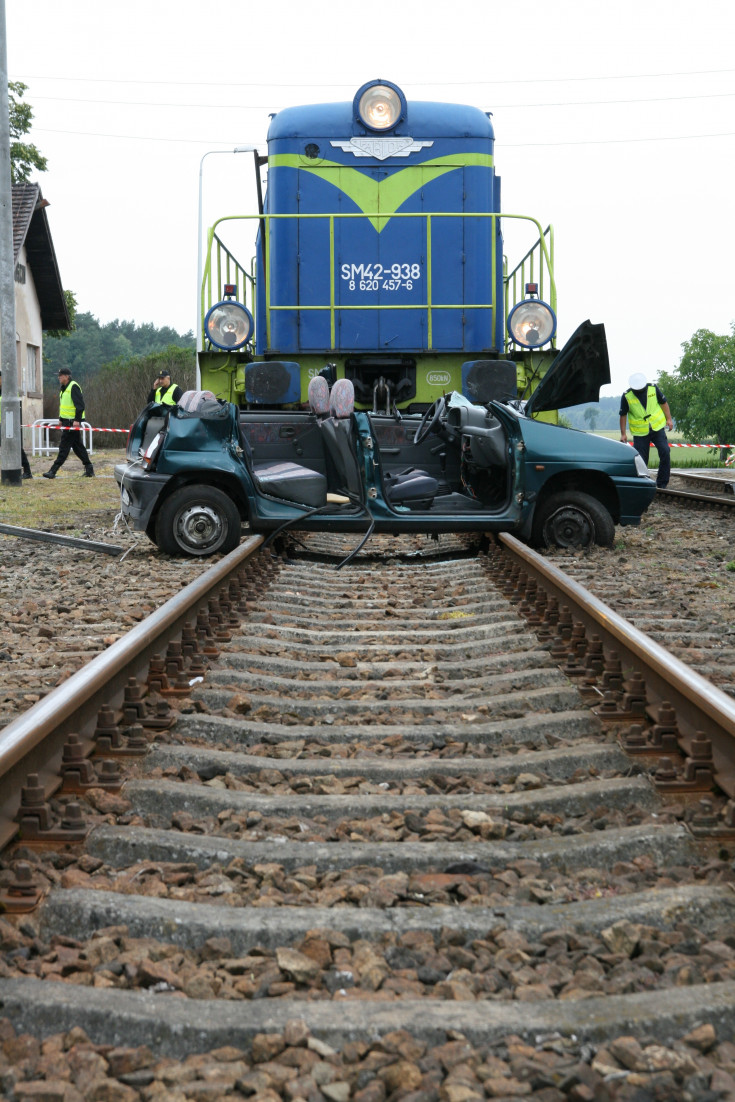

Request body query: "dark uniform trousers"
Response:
[632, 426, 671, 488]
[56, 418, 93, 468]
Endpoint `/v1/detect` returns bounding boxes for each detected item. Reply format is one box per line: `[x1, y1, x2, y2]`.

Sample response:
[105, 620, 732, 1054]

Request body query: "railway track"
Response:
[658, 469, 735, 514]
[3, 531, 735, 1098]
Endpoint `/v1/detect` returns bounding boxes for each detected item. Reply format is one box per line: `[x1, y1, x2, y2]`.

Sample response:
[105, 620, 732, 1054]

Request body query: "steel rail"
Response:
[0, 523, 126, 556]
[657, 486, 735, 508]
[0, 534, 264, 846]
[499, 532, 735, 796]
[669, 471, 734, 495]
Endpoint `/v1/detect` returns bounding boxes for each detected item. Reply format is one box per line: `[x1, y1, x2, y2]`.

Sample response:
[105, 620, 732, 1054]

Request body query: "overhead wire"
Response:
[24, 89, 735, 110]
[19, 63, 735, 149]
[12, 65, 735, 87]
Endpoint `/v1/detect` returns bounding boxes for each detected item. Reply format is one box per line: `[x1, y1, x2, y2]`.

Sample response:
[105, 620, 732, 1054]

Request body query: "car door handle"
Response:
[279, 426, 296, 438]
[381, 447, 400, 455]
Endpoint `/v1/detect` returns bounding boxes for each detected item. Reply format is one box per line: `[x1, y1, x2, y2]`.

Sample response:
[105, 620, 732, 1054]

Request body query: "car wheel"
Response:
[155, 485, 242, 557]
[532, 491, 615, 549]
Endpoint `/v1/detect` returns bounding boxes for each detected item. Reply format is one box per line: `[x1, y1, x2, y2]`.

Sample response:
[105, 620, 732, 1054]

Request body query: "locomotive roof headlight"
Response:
[204, 299, 254, 351]
[355, 80, 405, 131]
[507, 298, 557, 349]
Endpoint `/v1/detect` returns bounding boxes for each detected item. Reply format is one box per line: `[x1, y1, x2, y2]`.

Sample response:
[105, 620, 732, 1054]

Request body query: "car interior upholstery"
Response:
[237, 419, 327, 508]
[233, 383, 510, 514]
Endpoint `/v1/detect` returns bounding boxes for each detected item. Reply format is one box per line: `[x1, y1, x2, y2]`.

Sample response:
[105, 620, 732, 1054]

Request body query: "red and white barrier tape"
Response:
[81, 426, 129, 434]
[623, 441, 735, 449]
[668, 442, 735, 449]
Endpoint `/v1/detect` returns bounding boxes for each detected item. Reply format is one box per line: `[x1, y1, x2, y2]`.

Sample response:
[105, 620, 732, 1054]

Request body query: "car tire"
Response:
[155, 485, 242, 557]
[532, 491, 615, 550]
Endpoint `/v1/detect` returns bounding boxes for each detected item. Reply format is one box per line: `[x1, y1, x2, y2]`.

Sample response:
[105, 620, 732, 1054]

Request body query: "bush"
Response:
[44, 347, 197, 450]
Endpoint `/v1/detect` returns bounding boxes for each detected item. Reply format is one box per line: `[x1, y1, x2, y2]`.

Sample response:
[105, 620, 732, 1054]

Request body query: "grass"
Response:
[591, 430, 730, 469]
[643, 452, 726, 471]
[0, 447, 126, 533]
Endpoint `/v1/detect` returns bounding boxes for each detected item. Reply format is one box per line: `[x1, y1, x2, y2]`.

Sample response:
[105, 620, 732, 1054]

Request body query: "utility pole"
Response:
[0, 0, 21, 486]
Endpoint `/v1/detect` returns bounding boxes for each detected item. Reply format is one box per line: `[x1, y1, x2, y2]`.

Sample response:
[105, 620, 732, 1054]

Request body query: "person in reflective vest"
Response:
[619, 371, 673, 488]
[42, 368, 94, 478]
[147, 370, 183, 407]
[0, 371, 33, 478]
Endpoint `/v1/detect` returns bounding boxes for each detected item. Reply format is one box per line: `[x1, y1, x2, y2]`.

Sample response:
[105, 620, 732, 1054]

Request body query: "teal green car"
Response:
[115, 322, 656, 558]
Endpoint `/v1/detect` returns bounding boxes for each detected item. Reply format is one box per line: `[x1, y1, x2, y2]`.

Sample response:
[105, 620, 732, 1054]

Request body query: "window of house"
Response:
[24, 344, 39, 392]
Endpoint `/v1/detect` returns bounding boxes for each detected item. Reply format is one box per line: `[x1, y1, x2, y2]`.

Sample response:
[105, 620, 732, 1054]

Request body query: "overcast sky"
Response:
[7, 0, 735, 399]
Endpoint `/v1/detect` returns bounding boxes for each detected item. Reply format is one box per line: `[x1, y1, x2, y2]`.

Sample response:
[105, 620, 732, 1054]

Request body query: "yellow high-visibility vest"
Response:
[625, 385, 666, 435]
[155, 383, 178, 406]
[59, 380, 84, 421]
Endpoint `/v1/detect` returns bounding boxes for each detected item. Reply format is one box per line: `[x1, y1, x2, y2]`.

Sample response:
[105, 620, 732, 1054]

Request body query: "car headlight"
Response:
[355, 80, 405, 131]
[634, 453, 653, 478]
[204, 300, 254, 351]
[507, 299, 557, 348]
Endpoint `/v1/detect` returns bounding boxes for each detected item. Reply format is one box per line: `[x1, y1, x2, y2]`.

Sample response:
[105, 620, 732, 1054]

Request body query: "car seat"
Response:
[238, 423, 327, 508]
[316, 378, 363, 499]
[307, 375, 330, 418]
[383, 466, 438, 507]
[178, 389, 218, 412]
[139, 414, 167, 456]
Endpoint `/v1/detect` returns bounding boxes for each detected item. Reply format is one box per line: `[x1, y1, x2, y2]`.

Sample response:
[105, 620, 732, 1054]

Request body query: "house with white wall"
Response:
[12, 183, 70, 438]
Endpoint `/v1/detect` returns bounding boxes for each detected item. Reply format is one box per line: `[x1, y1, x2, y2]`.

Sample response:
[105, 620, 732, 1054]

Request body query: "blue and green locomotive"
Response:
[198, 78, 558, 413]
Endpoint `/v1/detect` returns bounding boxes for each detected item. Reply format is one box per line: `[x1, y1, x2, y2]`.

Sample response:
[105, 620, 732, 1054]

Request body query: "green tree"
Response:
[583, 406, 599, 432]
[43, 312, 194, 385]
[9, 81, 47, 182]
[83, 346, 196, 441]
[44, 289, 78, 340]
[658, 325, 735, 461]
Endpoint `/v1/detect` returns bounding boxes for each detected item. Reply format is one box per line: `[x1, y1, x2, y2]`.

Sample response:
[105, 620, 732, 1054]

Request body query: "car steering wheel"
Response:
[413, 396, 447, 445]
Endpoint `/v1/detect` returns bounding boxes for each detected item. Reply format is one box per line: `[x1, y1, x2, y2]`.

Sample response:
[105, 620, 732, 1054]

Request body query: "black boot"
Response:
[22, 468, 32, 479]
[42, 466, 59, 479]
[83, 464, 95, 477]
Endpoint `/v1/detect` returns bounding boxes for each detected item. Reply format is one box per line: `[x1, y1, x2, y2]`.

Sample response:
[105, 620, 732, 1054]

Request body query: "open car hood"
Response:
[524, 320, 610, 416]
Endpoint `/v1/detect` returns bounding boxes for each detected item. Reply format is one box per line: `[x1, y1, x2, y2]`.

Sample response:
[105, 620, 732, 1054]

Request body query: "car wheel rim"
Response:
[543, 505, 594, 548]
[175, 504, 225, 552]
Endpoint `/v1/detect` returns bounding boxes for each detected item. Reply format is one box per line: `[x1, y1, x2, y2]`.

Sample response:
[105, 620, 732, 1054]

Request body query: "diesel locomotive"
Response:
[198, 78, 559, 414]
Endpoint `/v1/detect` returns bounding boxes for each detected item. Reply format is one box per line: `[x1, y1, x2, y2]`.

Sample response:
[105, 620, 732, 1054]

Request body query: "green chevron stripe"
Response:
[268, 153, 493, 231]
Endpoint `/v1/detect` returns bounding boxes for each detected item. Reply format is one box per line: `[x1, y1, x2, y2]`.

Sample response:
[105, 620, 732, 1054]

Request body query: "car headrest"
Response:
[178, 389, 217, 412]
[308, 375, 330, 416]
[329, 378, 354, 419]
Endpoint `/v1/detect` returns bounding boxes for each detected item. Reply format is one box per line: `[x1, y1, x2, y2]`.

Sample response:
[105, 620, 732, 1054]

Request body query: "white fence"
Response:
[31, 419, 94, 457]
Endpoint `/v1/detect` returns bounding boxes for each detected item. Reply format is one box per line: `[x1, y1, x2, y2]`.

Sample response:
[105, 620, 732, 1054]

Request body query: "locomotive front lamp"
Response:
[356, 80, 405, 131]
[507, 298, 557, 349]
[204, 299, 254, 351]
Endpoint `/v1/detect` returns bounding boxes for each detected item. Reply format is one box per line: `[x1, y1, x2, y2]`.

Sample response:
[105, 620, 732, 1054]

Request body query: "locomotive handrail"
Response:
[200, 233, 255, 343]
[504, 224, 555, 326]
[201, 211, 555, 354]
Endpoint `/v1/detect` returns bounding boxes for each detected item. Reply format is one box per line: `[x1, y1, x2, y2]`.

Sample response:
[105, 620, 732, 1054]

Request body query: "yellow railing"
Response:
[200, 231, 254, 342]
[504, 224, 556, 347]
[201, 212, 555, 353]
